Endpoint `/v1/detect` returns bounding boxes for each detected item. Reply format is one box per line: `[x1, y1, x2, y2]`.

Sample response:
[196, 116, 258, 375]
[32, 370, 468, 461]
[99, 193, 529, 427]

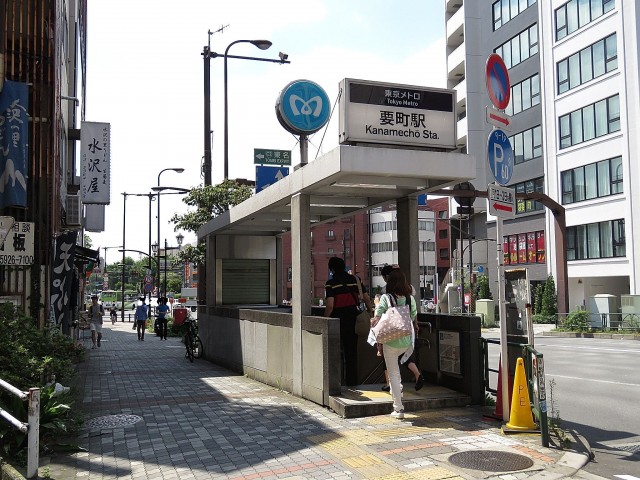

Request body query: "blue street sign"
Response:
[256, 165, 289, 193]
[276, 80, 330, 135]
[418, 194, 427, 206]
[487, 128, 514, 186]
[476, 265, 485, 274]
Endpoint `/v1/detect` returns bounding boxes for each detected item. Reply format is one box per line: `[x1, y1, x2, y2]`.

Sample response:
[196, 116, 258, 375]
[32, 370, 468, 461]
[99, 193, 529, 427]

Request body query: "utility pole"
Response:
[202, 25, 228, 185]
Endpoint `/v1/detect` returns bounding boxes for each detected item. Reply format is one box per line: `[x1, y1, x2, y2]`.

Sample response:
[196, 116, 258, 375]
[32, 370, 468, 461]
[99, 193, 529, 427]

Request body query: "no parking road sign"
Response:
[486, 54, 511, 111]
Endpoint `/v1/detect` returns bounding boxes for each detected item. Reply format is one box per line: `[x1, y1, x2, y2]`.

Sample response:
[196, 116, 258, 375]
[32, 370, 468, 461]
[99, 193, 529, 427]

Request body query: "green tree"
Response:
[534, 283, 544, 315]
[475, 274, 493, 300]
[170, 180, 253, 266]
[541, 274, 558, 316]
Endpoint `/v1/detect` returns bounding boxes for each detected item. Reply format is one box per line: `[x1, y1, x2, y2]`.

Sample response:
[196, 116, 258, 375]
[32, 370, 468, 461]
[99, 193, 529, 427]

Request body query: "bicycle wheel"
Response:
[192, 335, 203, 358]
[185, 333, 194, 362]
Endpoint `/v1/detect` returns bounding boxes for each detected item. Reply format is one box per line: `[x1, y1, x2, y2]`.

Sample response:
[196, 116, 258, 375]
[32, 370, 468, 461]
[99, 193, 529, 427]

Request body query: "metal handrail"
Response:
[0, 378, 40, 478]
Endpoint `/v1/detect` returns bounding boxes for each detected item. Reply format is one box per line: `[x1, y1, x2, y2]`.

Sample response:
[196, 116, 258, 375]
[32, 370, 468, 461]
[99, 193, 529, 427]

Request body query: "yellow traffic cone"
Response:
[504, 357, 537, 432]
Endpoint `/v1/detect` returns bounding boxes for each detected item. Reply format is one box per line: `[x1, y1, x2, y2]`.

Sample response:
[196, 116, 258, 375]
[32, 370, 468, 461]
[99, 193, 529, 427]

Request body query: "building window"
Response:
[327, 230, 335, 239]
[344, 247, 351, 256]
[514, 177, 544, 214]
[438, 210, 447, 219]
[561, 156, 623, 204]
[493, 0, 537, 31]
[557, 34, 617, 94]
[555, 0, 615, 41]
[287, 267, 292, 282]
[503, 230, 545, 266]
[439, 229, 448, 239]
[328, 248, 334, 254]
[439, 248, 449, 259]
[418, 220, 435, 231]
[510, 125, 542, 165]
[505, 74, 540, 116]
[495, 23, 538, 69]
[559, 95, 620, 149]
[567, 219, 625, 260]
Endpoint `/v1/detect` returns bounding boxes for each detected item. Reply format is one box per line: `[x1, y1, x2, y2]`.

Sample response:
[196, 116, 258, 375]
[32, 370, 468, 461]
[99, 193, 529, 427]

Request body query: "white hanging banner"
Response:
[80, 122, 111, 204]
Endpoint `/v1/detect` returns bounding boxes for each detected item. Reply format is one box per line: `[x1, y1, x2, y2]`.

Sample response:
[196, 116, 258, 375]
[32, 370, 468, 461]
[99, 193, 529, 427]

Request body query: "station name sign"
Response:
[339, 78, 456, 150]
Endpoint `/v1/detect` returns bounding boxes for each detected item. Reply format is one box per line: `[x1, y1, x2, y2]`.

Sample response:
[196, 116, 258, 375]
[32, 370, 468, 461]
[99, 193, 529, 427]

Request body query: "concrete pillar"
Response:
[291, 193, 311, 396]
[276, 236, 283, 304]
[396, 197, 420, 299]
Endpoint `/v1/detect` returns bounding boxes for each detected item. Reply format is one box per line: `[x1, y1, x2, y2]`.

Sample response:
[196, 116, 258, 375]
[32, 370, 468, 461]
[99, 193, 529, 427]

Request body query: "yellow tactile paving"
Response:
[342, 453, 385, 468]
[354, 462, 403, 478]
[369, 471, 414, 480]
[406, 466, 463, 479]
[362, 416, 399, 425]
[375, 425, 452, 438]
[341, 428, 387, 445]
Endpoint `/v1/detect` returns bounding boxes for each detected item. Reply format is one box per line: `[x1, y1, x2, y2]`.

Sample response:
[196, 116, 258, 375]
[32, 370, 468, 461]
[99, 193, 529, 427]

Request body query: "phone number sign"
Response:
[0, 222, 35, 265]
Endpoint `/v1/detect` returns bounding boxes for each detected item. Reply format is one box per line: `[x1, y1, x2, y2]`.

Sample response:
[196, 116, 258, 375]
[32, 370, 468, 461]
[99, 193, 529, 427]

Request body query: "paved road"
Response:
[484, 329, 640, 479]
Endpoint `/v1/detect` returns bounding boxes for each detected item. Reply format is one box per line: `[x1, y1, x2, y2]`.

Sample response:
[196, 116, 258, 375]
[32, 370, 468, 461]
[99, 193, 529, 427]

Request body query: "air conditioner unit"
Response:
[66, 194, 82, 226]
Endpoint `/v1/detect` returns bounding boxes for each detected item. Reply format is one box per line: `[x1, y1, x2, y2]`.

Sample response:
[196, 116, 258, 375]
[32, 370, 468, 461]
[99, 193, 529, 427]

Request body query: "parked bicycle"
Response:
[183, 313, 203, 362]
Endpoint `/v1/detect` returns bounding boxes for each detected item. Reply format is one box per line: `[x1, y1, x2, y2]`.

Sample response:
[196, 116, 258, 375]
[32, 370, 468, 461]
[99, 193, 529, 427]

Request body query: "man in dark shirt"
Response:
[324, 256, 372, 386]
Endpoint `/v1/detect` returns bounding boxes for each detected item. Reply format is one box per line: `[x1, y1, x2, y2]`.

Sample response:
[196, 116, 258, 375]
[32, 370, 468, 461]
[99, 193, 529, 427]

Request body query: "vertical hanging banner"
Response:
[0, 80, 29, 208]
[51, 231, 77, 326]
[81, 122, 111, 204]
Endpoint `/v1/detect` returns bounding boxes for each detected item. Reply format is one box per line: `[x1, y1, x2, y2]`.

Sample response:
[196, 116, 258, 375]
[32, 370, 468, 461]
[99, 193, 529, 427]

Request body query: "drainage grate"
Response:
[449, 450, 534, 472]
[85, 414, 142, 430]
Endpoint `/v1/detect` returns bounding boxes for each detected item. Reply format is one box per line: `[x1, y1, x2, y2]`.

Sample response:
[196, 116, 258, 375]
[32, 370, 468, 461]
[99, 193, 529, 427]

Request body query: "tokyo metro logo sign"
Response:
[276, 80, 330, 135]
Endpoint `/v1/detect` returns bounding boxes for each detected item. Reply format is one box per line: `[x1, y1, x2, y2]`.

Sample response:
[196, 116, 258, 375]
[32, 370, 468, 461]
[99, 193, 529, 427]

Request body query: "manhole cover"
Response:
[85, 414, 142, 430]
[449, 450, 534, 472]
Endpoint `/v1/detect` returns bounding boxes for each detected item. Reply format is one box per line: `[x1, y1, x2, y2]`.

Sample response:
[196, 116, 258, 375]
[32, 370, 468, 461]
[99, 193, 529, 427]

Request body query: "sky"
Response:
[85, 0, 447, 261]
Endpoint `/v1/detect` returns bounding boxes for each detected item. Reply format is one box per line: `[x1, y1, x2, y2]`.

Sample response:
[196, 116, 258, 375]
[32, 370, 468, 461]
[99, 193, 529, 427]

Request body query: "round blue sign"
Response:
[487, 128, 514, 186]
[276, 80, 330, 135]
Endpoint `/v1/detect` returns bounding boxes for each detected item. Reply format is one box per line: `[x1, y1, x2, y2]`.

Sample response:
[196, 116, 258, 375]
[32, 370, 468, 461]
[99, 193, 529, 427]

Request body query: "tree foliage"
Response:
[541, 274, 558, 316]
[170, 180, 253, 266]
[475, 274, 493, 300]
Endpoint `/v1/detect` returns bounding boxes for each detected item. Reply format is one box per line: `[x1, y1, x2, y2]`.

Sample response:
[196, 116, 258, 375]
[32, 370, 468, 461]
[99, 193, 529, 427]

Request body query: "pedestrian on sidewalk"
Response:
[371, 269, 418, 419]
[378, 265, 424, 392]
[135, 297, 149, 341]
[156, 297, 170, 340]
[88, 295, 105, 349]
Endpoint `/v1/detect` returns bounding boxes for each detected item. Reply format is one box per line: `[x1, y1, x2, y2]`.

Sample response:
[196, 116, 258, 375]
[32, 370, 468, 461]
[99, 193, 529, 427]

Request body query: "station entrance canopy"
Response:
[199, 145, 474, 238]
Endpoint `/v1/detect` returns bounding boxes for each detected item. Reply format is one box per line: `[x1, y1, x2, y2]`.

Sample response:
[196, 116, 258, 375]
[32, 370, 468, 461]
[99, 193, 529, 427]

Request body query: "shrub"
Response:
[562, 310, 590, 331]
[0, 304, 85, 460]
[532, 314, 556, 324]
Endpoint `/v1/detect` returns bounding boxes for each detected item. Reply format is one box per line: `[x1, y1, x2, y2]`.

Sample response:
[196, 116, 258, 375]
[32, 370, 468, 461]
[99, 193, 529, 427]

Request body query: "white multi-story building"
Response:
[445, 0, 635, 309]
[370, 208, 436, 297]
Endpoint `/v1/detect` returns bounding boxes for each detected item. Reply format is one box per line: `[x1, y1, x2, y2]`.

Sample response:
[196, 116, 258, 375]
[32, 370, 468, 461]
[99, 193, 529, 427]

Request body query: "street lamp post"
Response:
[460, 238, 496, 313]
[156, 168, 184, 271]
[202, 37, 290, 183]
[223, 39, 271, 179]
[176, 233, 184, 289]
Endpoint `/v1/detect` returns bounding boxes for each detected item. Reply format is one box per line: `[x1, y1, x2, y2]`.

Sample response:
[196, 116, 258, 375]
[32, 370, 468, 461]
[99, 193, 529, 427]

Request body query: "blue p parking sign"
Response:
[487, 129, 513, 186]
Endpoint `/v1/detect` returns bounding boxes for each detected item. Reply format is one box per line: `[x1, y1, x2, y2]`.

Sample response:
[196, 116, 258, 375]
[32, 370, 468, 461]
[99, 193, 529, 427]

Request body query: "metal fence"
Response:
[0, 379, 40, 478]
[555, 312, 640, 332]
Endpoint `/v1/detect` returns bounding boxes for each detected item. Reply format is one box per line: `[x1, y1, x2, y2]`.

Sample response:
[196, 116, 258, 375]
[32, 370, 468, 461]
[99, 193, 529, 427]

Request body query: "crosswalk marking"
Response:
[614, 475, 640, 479]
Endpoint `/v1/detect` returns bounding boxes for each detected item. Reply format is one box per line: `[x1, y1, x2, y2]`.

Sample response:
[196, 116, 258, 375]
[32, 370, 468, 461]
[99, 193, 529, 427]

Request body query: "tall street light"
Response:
[224, 39, 271, 180]
[151, 186, 189, 298]
[156, 168, 185, 268]
[202, 37, 290, 184]
[176, 233, 184, 289]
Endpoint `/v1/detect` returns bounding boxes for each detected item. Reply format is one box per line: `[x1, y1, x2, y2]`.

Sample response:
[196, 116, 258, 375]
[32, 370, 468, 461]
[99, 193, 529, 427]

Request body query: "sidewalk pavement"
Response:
[42, 319, 601, 480]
